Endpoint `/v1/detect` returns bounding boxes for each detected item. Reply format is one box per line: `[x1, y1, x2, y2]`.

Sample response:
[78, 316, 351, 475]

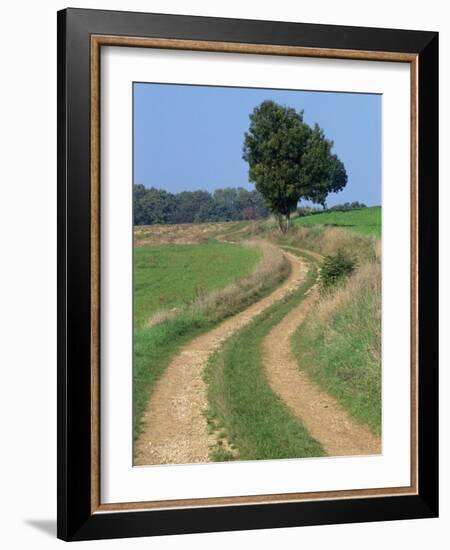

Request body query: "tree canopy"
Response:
[242, 100, 348, 232]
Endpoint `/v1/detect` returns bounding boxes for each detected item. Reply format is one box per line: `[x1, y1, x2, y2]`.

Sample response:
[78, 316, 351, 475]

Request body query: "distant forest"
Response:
[133, 184, 269, 225]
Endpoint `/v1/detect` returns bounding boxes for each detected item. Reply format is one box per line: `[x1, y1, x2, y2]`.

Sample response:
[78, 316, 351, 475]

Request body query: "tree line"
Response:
[133, 184, 269, 225]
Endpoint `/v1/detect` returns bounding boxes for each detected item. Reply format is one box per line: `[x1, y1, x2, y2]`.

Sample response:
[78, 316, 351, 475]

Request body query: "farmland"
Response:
[293, 206, 381, 237]
[133, 218, 382, 463]
[134, 242, 261, 328]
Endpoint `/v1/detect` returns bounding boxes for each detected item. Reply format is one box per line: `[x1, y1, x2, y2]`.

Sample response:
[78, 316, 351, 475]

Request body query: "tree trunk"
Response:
[276, 213, 288, 235]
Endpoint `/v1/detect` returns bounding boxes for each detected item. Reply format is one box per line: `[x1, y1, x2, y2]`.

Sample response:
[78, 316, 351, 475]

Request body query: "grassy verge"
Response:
[204, 250, 325, 461]
[291, 262, 381, 435]
[133, 241, 290, 439]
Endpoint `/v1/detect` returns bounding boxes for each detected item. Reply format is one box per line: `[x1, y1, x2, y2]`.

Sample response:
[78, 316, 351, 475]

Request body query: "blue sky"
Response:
[133, 83, 381, 207]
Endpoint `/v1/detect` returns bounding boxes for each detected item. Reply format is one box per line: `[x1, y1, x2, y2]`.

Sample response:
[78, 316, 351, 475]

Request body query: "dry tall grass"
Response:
[308, 258, 381, 387]
[146, 240, 290, 327]
[134, 221, 241, 246]
[285, 225, 380, 265]
[228, 221, 381, 265]
[313, 261, 381, 330]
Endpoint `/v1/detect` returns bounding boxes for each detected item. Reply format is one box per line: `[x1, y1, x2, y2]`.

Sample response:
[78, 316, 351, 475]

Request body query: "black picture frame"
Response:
[57, 7, 438, 541]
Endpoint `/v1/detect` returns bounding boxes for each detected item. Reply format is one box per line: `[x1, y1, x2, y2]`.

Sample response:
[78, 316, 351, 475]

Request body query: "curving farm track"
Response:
[134, 243, 381, 466]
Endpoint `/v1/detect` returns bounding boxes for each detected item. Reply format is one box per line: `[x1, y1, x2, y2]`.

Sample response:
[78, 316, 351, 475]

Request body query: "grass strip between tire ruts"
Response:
[204, 249, 326, 462]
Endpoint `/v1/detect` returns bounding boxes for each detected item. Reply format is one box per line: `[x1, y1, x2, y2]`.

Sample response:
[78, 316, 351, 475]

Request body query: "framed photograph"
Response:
[57, 8, 438, 541]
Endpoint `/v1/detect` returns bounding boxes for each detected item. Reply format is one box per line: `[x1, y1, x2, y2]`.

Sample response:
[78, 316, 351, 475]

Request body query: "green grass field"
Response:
[204, 249, 325, 461]
[293, 206, 381, 237]
[134, 242, 261, 328]
[133, 240, 289, 439]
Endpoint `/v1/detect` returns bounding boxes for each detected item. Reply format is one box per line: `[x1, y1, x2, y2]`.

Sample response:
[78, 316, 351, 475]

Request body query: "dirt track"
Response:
[135, 243, 381, 466]
[134, 250, 305, 466]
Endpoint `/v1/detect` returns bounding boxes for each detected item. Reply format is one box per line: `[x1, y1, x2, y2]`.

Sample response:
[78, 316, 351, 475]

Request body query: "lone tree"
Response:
[242, 100, 347, 233]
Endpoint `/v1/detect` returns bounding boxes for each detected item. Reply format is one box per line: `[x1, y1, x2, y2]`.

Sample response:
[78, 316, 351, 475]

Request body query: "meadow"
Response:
[292, 206, 381, 237]
[134, 242, 261, 328]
